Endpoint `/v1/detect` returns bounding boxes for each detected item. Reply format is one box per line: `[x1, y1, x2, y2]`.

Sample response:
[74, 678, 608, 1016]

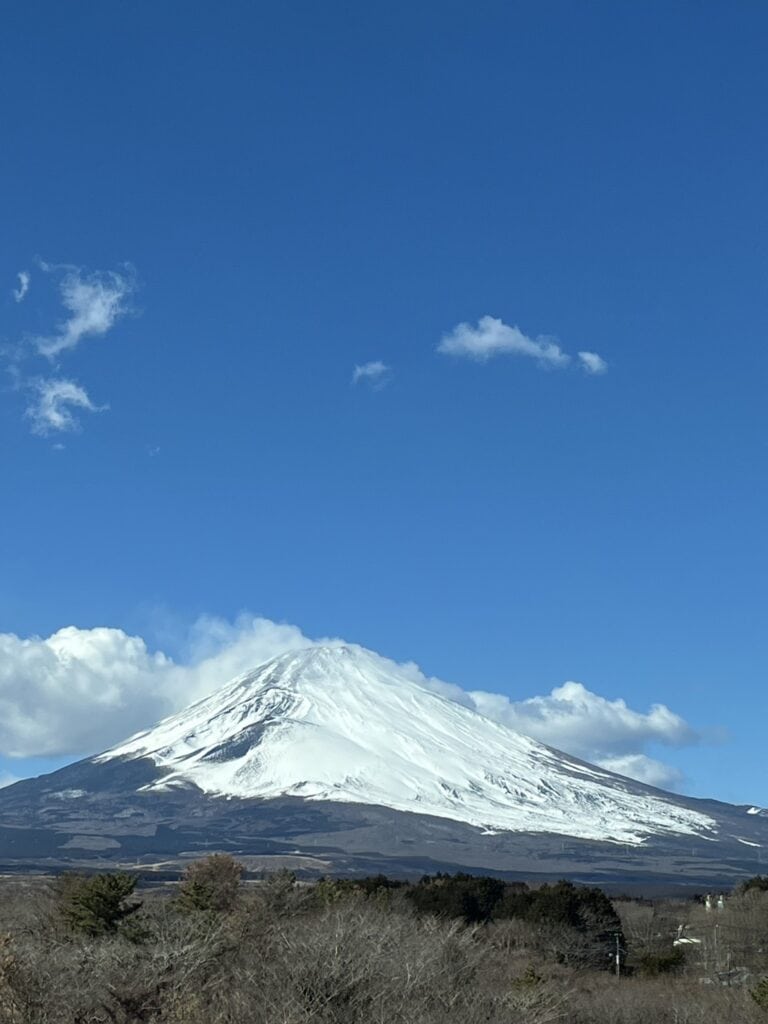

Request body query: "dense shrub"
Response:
[54, 871, 141, 937]
[406, 874, 622, 970]
[752, 977, 768, 1010]
[741, 876, 768, 895]
[177, 852, 244, 913]
[407, 872, 506, 923]
[634, 946, 686, 976]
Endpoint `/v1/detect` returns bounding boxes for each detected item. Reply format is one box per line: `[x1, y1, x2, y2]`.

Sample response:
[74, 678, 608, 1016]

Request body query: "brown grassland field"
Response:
[2, 857, 768, 1024]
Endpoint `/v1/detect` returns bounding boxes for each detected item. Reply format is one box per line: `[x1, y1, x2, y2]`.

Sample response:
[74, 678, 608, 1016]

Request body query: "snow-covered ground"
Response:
[98, 645, 716, 845]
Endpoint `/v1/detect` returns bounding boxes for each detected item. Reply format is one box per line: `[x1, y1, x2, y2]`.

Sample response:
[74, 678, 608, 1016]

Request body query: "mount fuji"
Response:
[0, 645, 765, 884]
[96, 645, 714, 844]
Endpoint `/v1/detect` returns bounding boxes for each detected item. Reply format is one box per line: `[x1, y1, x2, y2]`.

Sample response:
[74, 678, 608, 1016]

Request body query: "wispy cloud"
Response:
[438, 315, 607, 375]
[25, 378, 106, 435]
[352, 360, 391, 388]
[35, 264, 134, 358]
[4, 259, 137, 438]
[578, 351, 608, 375]
[13, 271, 30, 303]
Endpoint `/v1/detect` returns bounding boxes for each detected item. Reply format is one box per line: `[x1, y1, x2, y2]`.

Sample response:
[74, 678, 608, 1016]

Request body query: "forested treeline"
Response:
[1, 857, 767, 1024]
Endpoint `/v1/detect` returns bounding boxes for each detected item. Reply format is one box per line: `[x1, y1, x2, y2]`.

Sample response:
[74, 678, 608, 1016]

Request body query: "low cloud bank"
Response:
[0, 616, 694, 789]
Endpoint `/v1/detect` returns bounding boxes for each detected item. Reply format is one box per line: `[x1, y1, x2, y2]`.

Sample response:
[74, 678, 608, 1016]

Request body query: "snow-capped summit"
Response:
[98, 644, 715, 845]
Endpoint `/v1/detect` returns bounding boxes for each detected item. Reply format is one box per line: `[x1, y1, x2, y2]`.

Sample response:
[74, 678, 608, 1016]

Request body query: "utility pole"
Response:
[614, 932, 622, 977]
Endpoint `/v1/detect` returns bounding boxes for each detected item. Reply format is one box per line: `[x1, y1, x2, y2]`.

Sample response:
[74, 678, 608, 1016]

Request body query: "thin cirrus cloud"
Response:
[0, 614, 699, 791]
[35, 264, 135, 359]
[352, 360, 391, 388]
[438, 315, 608, 374]
[25, 378, 106, 436]
[13, 271, 30, 303]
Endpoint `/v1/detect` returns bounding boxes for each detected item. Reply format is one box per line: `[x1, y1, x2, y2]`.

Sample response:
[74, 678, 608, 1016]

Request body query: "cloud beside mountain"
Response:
[0, 615, 693, 789]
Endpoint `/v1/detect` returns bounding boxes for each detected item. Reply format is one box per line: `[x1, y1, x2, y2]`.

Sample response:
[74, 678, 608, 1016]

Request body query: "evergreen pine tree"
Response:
[56, 872, 141, 937]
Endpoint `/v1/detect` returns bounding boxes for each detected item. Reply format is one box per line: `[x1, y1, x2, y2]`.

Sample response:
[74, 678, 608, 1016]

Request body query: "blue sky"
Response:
[1, 2, 767, 805]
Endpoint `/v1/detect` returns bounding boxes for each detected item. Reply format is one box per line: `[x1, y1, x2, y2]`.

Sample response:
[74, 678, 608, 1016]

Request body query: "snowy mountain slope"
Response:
[96, 645, 716, 845]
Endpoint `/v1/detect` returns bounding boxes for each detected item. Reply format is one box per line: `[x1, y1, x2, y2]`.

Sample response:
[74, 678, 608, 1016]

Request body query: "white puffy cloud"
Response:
[0, 627, 171, 758]
[25, 378, 105, 435]
[352, 360, 391, 387]
[578, 351, 608, 375]
[466, 681, 695, 790]
[0, 617, 696, 791]
[0, 617, 338, 758]
[35, 265, 134, 358]
[438, 316, 571, 367]
[597, 755, 684, 790]
[468, 681, 694, 752]
[438, 316, 609, 377]
[13, 271, 30, 303]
